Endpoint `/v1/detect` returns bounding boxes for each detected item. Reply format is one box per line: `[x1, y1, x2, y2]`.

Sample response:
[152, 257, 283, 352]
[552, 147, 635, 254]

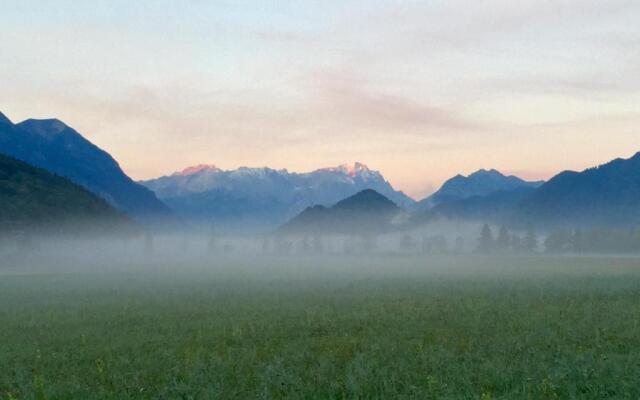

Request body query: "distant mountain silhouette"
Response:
[418, 186, 537, 224]
[0, 153, 133, 233]
[516, 152, 640, 228]
[416, 169, 543, 210]
[141, 162, 414, 232]
[0, 111, 173, 225]
[280, 189, 401, 234]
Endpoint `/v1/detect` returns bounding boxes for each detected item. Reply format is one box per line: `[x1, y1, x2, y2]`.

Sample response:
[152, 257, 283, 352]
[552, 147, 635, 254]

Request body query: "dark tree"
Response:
[477, 223, 494, 253]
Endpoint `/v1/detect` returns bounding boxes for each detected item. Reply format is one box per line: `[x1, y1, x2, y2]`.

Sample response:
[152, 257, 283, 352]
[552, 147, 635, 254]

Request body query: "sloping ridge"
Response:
[416, 169, 543, 210]
[428, 186, 538, 223]
[516, 152, 640, 227]
[0, 111, 173, 224]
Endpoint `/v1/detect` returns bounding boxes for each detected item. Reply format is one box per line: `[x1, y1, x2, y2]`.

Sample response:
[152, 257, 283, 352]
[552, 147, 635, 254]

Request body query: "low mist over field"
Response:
[3, 240, 640, 398]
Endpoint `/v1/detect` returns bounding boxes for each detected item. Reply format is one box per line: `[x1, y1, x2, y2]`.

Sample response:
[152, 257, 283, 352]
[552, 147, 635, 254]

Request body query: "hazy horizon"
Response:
[2, 0, 640, 198]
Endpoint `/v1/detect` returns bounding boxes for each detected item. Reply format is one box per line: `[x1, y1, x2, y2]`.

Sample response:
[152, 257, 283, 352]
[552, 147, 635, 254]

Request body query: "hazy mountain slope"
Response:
[417, 169, 543, 210]
[0, 111, 173, 224]
[0, 153, 132, 231]
[141, 162, 414, 231]
[279, 189, 401, 234]
[516, 152, 640, 227]
[420, 186, 537, 224]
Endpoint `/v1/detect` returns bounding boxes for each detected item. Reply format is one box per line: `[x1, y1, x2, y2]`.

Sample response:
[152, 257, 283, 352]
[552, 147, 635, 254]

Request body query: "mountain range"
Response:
[517, 152, 640, 228]
[0, 111, 172, 225]
[416, 169, 544, 210]
[3, 110, 640, 233]
[140, 162, 414, 231]
[423, 186, 537, 224]
[419, 152, 640, 230]
[0, 153, 132, 233]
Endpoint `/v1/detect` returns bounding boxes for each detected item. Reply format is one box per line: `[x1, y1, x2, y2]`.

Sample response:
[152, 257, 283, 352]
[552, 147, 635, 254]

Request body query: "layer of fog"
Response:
[3, 218, 637, 276]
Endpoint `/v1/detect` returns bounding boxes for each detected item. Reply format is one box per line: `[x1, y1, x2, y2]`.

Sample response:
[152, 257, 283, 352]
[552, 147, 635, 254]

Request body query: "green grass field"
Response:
[2, 255, 640, 399]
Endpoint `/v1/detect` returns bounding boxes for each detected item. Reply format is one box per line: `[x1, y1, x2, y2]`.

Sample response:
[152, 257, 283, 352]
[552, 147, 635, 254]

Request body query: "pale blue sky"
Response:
[2, 0, 640, 198]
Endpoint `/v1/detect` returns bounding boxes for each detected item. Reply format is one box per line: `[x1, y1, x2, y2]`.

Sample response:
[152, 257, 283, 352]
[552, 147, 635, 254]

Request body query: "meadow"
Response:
[1, 253, 640, 399]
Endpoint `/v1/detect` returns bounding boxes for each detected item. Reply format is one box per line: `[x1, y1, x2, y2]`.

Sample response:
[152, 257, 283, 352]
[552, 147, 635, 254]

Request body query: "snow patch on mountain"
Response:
[174, 164, 220, 176]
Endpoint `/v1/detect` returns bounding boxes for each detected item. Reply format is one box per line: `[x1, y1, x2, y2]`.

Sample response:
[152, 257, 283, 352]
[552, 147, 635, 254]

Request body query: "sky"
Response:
[2, 0, 640, 199]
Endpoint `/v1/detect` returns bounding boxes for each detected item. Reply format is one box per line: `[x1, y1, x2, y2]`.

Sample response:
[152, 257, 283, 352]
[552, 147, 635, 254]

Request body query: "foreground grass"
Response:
[1, 255, 640, 399]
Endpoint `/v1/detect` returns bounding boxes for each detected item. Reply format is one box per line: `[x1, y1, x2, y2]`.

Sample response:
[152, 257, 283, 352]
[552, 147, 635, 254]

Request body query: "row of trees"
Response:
[476, 224, 538, 254]
[108, 224, 640, 257]
[475, 224, 640, 254]
[266, 234, 458, 256]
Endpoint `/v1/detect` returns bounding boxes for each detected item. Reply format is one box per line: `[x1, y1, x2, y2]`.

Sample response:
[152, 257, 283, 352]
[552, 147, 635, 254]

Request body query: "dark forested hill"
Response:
[0, 153, 133, 232]
[280, 189, 401, 234]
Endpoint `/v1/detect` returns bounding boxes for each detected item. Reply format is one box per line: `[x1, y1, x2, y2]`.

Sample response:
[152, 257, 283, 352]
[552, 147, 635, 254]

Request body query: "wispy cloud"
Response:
[303, 69, 477, 133]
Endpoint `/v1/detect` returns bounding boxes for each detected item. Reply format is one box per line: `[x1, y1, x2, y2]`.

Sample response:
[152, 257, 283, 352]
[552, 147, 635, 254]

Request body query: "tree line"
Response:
[475, 223, 640, 254]
[475, 224, 538, 254]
